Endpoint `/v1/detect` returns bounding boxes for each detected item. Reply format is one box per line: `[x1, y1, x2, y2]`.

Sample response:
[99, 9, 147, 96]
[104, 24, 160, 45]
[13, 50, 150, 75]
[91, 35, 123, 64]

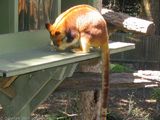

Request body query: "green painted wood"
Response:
[30, 66, 67, 112]
[18, 104, 31, 120]
[0, 0, 8, 33]
[30, 79, 63, 113]
[0, 0, 18, 33]
[0, 41, 134, 77]
[0, 41, 135, 117]
[0, 0, 10, 33]
[65, 63, 78, 77]
[0, 30, 49, 56]
[0, 49, 101, 77]
[30, 63, 78, 112]
[2, 65, 77, 118]
[4, 67, 58, 117]
[9, 0, 18, 33]
[0, 92, 11, 110]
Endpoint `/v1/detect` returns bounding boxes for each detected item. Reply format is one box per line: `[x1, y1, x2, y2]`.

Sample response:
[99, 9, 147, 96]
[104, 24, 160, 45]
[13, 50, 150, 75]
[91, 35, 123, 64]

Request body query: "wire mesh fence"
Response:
[110, 33, 160, 69]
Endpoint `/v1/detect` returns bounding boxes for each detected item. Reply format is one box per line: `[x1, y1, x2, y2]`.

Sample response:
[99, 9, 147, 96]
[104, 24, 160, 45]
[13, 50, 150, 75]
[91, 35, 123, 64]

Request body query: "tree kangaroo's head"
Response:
[45, 23, 79, 51]
[45, 23, 66, 50]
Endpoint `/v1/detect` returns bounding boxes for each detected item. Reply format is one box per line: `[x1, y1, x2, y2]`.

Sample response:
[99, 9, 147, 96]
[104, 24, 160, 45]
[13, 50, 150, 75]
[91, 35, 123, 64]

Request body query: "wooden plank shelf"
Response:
[0, 30, 135, 77]
[0, 30, 135, 118]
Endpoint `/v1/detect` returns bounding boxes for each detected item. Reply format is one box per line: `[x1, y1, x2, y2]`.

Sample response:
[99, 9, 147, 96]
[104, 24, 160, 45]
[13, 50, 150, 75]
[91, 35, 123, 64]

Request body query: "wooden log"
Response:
[133, 70, 160, 82]
[101, 8, 155, 35]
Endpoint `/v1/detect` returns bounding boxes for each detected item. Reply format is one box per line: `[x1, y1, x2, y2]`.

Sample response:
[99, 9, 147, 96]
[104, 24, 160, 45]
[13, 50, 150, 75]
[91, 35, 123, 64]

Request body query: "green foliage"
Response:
[107, 112, 123, 120]
[125, 93, 150, 120]
[103, 0, 141, 16]
[151, 88, 160, 101]
[131, 107, 150, 120]
[110, 63, 133, 73]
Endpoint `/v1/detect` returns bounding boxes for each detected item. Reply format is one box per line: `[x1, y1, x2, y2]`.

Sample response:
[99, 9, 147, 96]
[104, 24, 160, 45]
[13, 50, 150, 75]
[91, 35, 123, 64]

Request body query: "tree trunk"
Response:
[140, 0, 160, 35]
[77, 60, 101, 120]
[79, 91, 100, 120]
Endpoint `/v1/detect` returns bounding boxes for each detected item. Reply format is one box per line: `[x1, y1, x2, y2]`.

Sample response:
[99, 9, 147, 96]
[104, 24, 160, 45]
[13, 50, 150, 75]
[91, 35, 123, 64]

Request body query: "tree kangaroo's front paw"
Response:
[71, 48, 89, 54]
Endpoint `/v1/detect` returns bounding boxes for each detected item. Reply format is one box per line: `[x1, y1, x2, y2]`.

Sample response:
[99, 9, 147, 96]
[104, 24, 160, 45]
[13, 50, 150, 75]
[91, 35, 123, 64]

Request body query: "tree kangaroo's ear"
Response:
[45, 23, 53, 32]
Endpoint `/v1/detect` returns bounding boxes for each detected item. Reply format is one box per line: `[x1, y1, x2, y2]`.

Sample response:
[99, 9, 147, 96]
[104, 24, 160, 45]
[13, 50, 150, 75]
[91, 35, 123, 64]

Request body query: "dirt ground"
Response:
[31, 88, 160, 120]
[33, 88, 160, 120]
[0, 88, 159, 119]
[108, 88, 160, 120]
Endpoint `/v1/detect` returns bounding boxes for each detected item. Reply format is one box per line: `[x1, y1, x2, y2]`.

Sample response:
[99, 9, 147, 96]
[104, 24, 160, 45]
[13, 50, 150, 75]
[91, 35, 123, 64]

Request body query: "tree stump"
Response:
[77, 60, 102, 120]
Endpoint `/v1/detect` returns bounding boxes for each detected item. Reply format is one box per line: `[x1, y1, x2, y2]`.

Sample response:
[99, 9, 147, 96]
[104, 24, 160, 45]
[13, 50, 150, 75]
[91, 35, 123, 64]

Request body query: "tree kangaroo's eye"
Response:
[66, 30, 74, 43]
[55, 31, 61, 36]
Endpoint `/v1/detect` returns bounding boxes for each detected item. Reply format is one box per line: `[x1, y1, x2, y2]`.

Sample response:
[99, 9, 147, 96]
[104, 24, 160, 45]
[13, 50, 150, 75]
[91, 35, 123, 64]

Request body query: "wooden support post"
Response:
[1, 63, 77, 118]
[18, 104, 31, 120]
[30, 64, 78, 113]
[4, 67, 58, 117]
[0, 92, 11, 109]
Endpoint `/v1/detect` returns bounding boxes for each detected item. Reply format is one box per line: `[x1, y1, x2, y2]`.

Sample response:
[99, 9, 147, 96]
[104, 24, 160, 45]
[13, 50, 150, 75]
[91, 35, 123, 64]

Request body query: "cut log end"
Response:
[147, 23, 155, 35]
[122, 17, 155, 35]
[102, 8, 155, 35]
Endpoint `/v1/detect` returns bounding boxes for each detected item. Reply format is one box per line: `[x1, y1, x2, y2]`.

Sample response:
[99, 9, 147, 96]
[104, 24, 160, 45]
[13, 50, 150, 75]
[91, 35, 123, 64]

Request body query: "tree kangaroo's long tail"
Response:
[100, 40, 110, 120]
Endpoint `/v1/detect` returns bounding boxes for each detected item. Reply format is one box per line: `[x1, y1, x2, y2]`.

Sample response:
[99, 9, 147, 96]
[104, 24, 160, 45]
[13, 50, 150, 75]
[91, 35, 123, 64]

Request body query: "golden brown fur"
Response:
[46, 4, 109, 119]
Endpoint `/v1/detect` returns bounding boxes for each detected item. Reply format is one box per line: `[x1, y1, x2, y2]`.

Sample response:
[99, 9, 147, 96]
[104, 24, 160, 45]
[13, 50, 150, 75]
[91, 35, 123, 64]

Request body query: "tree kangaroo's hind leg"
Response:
[80, 36, 91, 53]
[72, 35, 90, 53]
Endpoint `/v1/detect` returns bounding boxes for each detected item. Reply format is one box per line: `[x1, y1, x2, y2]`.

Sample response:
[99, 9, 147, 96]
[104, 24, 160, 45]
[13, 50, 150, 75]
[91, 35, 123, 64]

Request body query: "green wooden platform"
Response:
[0, 30, 135, 119]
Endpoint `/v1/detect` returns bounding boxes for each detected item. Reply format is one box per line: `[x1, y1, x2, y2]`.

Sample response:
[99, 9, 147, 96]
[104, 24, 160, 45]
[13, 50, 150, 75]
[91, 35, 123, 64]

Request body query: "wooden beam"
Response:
[0, 83, 16, 98]
[101, 8, 155, 35]
[4, 67, 58, 117]
[0, 76, 17, 98]
[30, 63, 77, 113]
[3, 63, 77, 117]
[2, 76, 18, 88]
